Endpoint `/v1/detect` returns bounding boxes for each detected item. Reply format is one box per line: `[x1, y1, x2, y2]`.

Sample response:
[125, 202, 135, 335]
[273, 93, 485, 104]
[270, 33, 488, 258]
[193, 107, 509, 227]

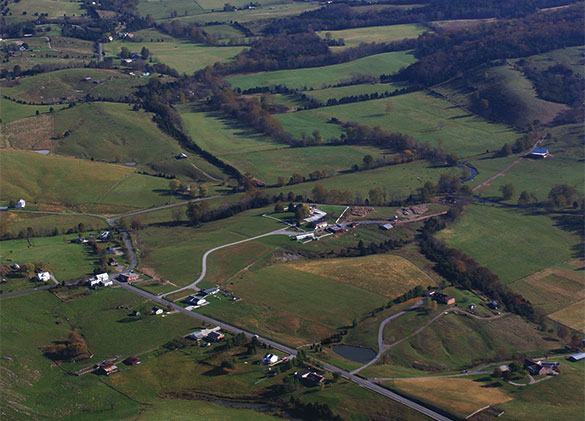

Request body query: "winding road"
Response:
[161, 227, 294, 296]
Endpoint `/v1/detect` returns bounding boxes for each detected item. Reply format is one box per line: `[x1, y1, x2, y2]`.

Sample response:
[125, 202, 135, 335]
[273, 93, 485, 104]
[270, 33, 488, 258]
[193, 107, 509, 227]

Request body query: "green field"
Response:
[104, 33, 243, 74]
[200, 262, 388, 345]
[275, 91, 520, 157]
[433, 63, 569, 128]
[317, 24, 430, 50]
[227, 50, 417, 91]
[0, 235, 98, 281]
[2, 0, 82, 23]
[0, 97, 66, 124]
[0, 68, 145, 103]
[436, 205, 580, 283]
[371, 313, 559, 373]
[0, 150, 187, 212]
[512, 45, 585, 77]
[304, 82, 409, 103]
[0, 212, 108, 239]
[52, 102, 224, 181]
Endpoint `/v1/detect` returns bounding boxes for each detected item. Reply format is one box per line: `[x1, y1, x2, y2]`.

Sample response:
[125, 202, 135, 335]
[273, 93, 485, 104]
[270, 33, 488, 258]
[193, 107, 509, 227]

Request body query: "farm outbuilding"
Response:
[380, 223, 393, 230]
[529, 147, 549, 159]
[16, 199, 26, 208]
[568, 353, 585, 362]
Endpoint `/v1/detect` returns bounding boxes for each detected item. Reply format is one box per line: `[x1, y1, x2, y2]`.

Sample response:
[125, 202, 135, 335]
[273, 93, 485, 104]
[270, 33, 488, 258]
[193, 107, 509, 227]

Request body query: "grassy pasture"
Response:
[227, 50, 417, 91]
[289, 254, 437, 298]
[179, 108, 280, 155]
[50, 36, 95, 54]
[201, 262, 388, 345]
[53, 102, 223, 181]
[375, 313, 559, 373]
[227, 144, 387, 183]
[275, 91, 519, 157]
[177, 2, 320, 25]
[0, 235, 98, 281]
[317, 24, 429, 50]
[0, 68, 142, 103]
[2, 0, 81, 23]
[433, 63, 569, 127]
[0, 97, 66, 124]
[0, 292, 142, 419]
[0, 212, 107, 238]
[135, 207, 286, 287]
[104, 35, 243, 74]
[304, 82, 408, 103]
[388, 377, 513, 419]
[265, 158, 461, 201]
[436, 205, 581, 283]
[508, 261, 585, 315]
[0, 150, 183, 212]
[136, 0, 204, 19]
[513, 45, 585, 77]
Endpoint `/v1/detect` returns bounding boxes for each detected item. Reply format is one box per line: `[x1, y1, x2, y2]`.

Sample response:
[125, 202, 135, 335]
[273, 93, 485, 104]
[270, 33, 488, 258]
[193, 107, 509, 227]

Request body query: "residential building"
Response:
[528, 147, 549, 159]
[189, 327, 221, 341]
[16, 199, 26, 208]
[261, 353, 279, 365]
[380, 223, 393, 230]
[315, 221, 328, 230]
[151, 307, 164, 315]
[207, 331, 225, 342]
[37, 272, 51, 282]
[524, 358, 560, 375]
[119, 273, 139, 282]
[123, 356, 141, 365]
[432, 292, 456, 305]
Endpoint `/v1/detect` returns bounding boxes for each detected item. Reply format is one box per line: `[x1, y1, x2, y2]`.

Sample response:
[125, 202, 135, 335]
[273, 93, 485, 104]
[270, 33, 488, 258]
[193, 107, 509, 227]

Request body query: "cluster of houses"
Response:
[523, 358, 560, 376]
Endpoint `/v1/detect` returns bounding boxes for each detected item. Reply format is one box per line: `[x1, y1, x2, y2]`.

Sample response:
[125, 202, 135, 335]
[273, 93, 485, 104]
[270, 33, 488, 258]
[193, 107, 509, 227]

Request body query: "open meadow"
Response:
[435, 205, 580, 283]
[317, 24, 430, 50]
[0, 97, 66, 124]
[0, 150, 188, 212]
[275, 91, 519, 156]
[227, 50, 417, 91]
[0, 69, 145, 103]
[2, 0, 82, 23]
[104, 34, 243, 74]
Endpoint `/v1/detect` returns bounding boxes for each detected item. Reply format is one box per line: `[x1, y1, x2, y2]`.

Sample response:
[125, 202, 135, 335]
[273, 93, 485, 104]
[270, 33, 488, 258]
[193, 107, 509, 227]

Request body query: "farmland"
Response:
[2, 0, 82, 23]
[0, 150, 186, 212]
[0, 235, 98, 282]
[0, 68, 144, 103]
[435, 204, 580, 283]
[104, 35, 243, 74]
[317, 24, 430, 50]
[304, 82, 409, 103]
[227, 50, 417, 91]
[275, 91, 519, 156]
[0, 97, 66, 124]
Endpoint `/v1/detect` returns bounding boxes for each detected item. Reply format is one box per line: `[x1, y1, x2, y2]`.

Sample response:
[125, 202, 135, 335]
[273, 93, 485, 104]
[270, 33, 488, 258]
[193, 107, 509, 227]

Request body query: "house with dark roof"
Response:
[528, 147, 549, 159]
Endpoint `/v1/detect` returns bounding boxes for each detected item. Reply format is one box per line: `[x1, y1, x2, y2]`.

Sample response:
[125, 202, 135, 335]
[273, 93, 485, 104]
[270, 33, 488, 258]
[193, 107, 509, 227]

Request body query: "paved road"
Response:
[351, 300, 423, 375]
[116, 280, 452, 421]
[161, 228, 293, 296]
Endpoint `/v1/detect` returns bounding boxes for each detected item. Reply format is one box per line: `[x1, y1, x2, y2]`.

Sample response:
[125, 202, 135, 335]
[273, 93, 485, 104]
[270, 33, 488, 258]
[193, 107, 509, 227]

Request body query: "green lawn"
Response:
[227, 50, 417, 91]
[276, 91, 520, 157]
[317, 24, 430, 50]
[2, 0, 81, 23]
[0, 97, 66, 124]
[436, 205, 581, 283]
[0, 235, 98, 281]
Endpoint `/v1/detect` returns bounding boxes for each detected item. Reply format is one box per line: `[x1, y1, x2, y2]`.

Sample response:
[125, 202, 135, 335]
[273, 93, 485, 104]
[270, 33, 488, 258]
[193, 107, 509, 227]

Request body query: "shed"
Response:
[568, 353, 585, 362]
[529, 147, 549, 158]
[380, 223, 393, 230]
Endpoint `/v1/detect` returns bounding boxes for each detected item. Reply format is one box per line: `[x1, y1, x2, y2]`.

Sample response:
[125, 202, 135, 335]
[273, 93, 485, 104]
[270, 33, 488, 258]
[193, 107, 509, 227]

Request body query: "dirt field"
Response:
[289, 254, 437, 298]
[389, 377, 513, 418]
[548, 299, 585, 333]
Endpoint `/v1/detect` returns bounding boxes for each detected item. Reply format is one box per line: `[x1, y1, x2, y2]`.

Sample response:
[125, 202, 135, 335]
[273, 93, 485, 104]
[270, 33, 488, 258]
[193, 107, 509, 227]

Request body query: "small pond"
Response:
[332, 344, 376, 363]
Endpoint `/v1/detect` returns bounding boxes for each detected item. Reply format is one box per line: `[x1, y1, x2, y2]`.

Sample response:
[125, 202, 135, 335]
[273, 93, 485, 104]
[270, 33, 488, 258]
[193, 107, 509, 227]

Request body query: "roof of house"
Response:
[531, 147, 549, 154]
[569, 352, 585, 360]
[207, 331, 224, 339]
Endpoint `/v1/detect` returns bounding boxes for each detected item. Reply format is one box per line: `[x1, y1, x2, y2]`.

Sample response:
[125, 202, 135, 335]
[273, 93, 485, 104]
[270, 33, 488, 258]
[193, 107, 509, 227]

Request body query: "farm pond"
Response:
[332, 345, 376, 363]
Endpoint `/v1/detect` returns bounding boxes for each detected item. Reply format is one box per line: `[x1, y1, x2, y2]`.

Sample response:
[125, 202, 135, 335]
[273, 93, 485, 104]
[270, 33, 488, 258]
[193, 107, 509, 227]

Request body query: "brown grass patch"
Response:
[548, 299, 585, 333]
[390, 377, 513, 418]
[289, 254, 436, 298]
[2, 114, 54, 150]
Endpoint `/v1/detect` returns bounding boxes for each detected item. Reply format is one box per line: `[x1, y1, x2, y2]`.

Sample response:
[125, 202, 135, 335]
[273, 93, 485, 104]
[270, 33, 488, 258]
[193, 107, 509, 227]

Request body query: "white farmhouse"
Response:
[16, 199, 26, 208]
[37, 272, 51, 282]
